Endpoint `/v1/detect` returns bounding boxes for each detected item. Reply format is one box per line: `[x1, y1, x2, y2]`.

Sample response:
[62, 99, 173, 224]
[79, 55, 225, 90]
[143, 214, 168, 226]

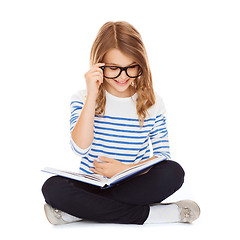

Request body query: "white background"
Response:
[1, 0, 239, 239]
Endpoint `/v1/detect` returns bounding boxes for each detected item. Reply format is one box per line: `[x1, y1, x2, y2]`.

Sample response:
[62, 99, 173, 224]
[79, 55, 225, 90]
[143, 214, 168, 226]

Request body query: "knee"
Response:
[166, 160, 185, 188]
[41, 176, 64, 204]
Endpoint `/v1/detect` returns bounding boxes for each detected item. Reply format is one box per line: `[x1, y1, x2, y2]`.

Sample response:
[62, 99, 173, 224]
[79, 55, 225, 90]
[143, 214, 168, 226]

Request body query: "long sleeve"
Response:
[69, 90, 92, 156]
[149, 95, 171, 160]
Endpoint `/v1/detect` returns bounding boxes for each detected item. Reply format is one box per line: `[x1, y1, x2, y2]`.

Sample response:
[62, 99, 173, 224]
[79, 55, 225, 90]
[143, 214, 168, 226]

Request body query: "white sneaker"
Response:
[161, 200, 200, 223]
[44, 203, 82, 225]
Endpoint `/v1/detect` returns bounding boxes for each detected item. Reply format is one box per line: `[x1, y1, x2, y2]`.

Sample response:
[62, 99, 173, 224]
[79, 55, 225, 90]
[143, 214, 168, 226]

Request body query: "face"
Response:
[102, 48, 137, 98]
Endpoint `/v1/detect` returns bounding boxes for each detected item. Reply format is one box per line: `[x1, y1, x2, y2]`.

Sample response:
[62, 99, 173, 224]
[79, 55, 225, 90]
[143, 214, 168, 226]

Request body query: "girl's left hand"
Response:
[89, 156, 130, 178]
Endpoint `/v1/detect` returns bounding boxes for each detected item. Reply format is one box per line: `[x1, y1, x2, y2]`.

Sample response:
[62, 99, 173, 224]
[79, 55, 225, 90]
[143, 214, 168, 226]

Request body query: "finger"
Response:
[90, 75, 103, 82]
[91, 63, 105, 70]
[89, 167, 102, 175]
[95, 63, 105, 67]
[88, 69, 103, 76]
[93, 160, 104, 169]
[94, 168, 107, 177]
[89, 75, 103, 85]
[98, 156, 114, 163]
[95, 67, 104, 73]
[89, 66, 104, 73]
[91, 72, 103, 78]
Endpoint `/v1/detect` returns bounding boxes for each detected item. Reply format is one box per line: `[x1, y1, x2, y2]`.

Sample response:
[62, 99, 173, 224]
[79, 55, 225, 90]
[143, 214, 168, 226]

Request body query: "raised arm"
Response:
[70, 63, 105, 155]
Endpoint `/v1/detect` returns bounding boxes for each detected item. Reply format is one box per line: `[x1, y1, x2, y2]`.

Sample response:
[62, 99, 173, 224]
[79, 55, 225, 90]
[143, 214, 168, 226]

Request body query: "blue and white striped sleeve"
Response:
[69, 92, 92, 156]
[149, 96, 171, 160]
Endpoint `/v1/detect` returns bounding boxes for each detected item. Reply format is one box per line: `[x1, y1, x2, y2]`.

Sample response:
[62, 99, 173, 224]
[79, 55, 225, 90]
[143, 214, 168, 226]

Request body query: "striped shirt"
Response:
[70, 89, 171, 174]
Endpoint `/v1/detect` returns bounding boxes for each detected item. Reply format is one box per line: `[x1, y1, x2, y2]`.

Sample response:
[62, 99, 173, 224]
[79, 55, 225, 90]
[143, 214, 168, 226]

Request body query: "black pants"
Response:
[42, 160, 185, 225]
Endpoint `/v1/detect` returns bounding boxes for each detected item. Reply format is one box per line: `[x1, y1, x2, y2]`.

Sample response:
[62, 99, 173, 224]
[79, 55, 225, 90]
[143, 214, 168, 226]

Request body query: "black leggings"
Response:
[42, 160, 185, 225]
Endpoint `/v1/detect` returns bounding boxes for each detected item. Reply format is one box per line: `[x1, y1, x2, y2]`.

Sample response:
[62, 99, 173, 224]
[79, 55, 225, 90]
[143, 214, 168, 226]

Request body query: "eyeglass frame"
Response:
[99, 64, 143, 79]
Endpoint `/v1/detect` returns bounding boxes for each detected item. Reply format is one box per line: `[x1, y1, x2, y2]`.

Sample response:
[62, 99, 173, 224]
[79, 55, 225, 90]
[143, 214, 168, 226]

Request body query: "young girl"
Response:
[42, 21, 200, 225]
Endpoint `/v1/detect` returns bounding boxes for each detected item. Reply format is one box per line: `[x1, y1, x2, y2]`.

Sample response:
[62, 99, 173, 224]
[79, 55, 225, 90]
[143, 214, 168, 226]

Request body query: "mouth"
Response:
[114, 79, 130, 86]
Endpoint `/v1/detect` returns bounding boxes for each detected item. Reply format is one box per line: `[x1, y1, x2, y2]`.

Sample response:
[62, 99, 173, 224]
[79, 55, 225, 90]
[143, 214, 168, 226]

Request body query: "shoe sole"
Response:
[44, 204, 53, 224]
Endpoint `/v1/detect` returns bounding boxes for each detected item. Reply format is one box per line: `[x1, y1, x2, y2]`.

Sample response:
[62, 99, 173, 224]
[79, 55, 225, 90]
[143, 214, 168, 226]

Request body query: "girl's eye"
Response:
[128, 65, 137, 69]
[110, 67, 118, 70]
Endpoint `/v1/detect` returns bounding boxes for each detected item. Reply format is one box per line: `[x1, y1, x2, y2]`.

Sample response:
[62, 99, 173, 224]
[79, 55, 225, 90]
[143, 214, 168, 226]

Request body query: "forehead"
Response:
[103, 48, 135, 66]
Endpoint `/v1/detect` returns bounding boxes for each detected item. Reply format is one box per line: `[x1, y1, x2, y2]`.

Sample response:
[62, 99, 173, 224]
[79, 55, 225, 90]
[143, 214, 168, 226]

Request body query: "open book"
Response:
[42, 156, 166, 189]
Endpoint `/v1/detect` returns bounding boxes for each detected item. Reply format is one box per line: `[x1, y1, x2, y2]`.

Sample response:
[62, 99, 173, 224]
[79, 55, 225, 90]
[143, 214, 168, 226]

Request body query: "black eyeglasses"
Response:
[100, 64, 143, 79]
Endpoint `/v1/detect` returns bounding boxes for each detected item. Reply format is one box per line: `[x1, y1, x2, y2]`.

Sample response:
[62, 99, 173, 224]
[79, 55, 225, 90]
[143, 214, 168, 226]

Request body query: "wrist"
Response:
[86, 95, 97, 103]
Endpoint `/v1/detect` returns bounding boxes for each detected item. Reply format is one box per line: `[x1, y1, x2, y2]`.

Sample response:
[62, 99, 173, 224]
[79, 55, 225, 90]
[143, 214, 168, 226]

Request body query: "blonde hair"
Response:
[90, 21, 156, 128]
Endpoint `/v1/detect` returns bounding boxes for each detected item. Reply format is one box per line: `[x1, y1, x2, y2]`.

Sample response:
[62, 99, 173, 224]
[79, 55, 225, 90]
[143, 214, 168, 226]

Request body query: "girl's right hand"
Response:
[84, 63, 105, 99]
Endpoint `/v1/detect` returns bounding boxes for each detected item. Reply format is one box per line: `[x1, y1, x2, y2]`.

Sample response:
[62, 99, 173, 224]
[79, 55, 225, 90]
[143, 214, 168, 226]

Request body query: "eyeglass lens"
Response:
[102, 65, 142, 79]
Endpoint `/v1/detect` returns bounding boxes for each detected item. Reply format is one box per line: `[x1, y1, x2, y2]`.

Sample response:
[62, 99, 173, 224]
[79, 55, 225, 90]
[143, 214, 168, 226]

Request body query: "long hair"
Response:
[90, 21, 156, 128]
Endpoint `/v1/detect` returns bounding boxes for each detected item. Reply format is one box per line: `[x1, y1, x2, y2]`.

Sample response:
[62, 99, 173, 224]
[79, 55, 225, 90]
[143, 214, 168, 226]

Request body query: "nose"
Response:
[118, 69, 128, 80]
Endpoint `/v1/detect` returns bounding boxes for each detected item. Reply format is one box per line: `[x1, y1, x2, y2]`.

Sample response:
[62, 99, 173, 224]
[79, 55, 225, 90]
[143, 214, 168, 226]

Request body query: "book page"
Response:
[109, 156, 166, 183]
[42, 167, 108, 187]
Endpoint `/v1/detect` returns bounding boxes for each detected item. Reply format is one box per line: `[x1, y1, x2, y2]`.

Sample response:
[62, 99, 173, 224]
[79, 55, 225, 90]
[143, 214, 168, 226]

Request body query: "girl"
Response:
[42, 21, 200, 225]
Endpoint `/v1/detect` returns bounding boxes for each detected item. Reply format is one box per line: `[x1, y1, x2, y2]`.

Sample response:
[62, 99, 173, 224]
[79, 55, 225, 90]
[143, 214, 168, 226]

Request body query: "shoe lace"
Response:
[181, 207, 193, 221]
[52, 208, 62, 219]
